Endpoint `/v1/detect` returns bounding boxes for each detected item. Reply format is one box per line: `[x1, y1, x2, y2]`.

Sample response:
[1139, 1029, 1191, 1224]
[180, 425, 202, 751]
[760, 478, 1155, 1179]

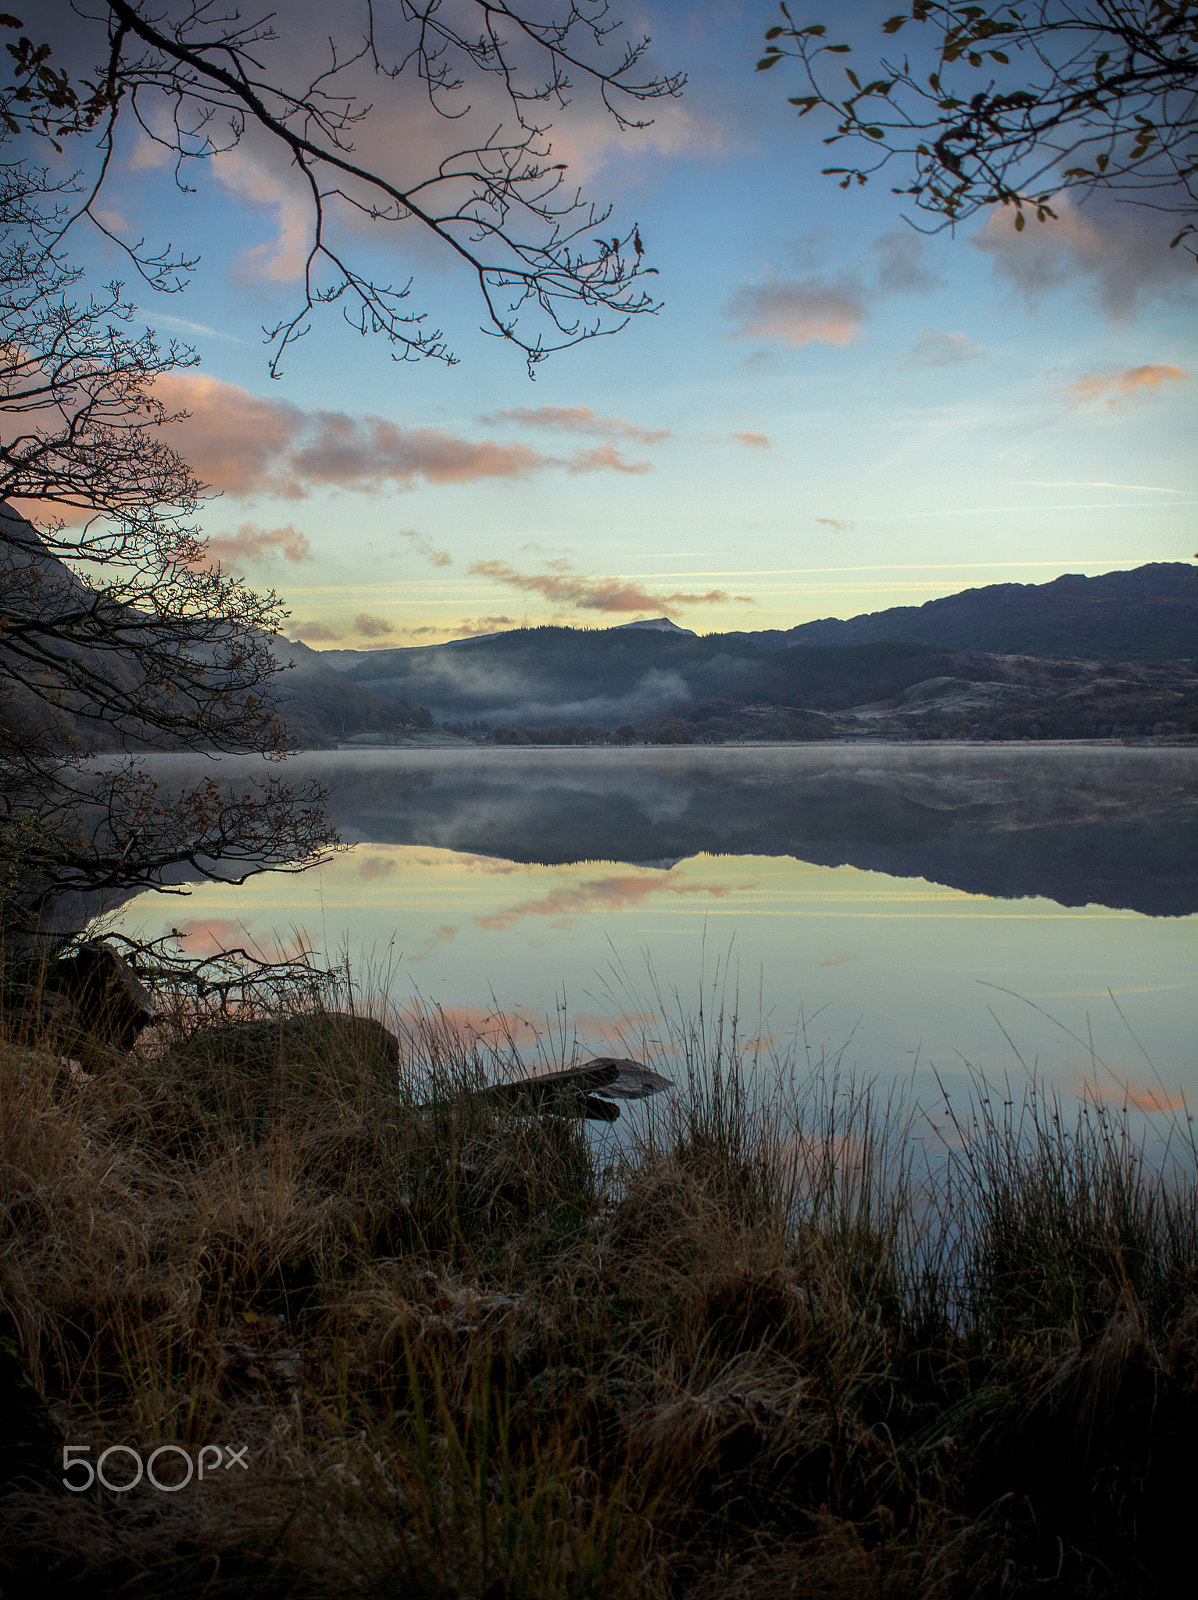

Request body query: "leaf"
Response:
[1014, 211, 1025, 230]
[883, 15, 908, 32]
[989, 49, 1009, 62]
[845, 67, 861, 88]
[765, 26, 785, 39]
[756, 54, 783, 69]
[827, 43, 852, 53]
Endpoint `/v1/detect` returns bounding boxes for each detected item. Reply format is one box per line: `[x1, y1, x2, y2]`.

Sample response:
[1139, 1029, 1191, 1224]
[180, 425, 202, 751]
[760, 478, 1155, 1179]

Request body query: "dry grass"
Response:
[1, 987, 1195, 1598]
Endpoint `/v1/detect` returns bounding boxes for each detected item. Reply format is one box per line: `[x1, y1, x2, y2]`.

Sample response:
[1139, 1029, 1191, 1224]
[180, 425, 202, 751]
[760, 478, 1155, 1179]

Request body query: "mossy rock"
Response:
[168, 1011, 403, 1124]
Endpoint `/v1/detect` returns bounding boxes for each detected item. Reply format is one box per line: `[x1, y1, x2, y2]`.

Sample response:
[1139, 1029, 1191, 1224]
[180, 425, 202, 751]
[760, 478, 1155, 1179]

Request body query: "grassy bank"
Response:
[1, 991, 1195, 1598]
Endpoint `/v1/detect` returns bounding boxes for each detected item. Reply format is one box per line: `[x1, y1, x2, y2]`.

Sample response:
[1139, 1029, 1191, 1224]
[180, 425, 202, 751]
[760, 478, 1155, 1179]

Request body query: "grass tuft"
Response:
[1, 982, 1194, 1596]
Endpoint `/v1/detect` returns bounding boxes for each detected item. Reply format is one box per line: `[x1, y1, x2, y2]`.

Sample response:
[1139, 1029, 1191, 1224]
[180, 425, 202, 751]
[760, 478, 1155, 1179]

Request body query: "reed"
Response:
[1, 981, 1193, 1597]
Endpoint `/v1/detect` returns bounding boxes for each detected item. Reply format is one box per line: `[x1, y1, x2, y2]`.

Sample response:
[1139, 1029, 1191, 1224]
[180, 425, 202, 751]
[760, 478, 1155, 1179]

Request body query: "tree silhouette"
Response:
[5, 2, 682, 374]
[758, 1, 1198, 253]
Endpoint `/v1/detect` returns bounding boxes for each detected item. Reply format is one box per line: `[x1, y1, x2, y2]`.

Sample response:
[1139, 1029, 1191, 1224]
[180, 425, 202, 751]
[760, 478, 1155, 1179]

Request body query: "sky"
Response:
[46, 0, 1198, 648]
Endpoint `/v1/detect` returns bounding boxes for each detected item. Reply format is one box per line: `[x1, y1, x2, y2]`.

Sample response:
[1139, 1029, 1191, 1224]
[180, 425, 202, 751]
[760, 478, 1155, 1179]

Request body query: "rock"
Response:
[42, 941, 155, 1053]
[180, 1011, 401, 1069]
[171, 1010, 403, 1122]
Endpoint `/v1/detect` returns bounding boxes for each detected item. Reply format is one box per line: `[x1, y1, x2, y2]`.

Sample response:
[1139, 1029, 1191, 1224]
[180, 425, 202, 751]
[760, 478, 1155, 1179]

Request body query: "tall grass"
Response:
[1, 980, 1194, 1597]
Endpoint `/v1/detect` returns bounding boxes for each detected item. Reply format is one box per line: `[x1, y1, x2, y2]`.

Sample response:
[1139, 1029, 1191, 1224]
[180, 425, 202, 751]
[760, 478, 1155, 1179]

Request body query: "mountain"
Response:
[615, 617, 697, 636]
[0, 506, 426, 751]
[265, 638, 432, 746]
[333, 624, 1197, 741]
[752, 563, 1197, 661]
[338, 628, 961, 727]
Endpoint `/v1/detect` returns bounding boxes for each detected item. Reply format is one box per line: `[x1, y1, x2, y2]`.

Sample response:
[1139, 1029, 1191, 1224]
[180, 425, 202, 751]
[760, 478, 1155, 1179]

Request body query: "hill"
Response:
[0, 506, 423, 751]
[339, 629, 959, 727]
[755, 562, 1197, 660]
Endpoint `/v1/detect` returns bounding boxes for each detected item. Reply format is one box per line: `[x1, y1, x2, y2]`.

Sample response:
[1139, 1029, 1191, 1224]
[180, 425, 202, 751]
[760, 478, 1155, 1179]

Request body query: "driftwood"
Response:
[478, 1059, 673, 1122]
[171, 1020, 670, 1124]
[3, 938, 672, 1124]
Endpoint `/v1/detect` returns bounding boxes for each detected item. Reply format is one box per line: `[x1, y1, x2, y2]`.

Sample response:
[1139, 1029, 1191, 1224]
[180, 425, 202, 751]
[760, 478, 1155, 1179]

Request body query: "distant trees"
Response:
[758, 1, 1198, 253]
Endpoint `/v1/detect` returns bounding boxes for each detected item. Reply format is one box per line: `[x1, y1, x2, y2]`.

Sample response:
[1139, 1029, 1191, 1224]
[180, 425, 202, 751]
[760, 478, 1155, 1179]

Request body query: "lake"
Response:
[112, 745, 1198, 1118]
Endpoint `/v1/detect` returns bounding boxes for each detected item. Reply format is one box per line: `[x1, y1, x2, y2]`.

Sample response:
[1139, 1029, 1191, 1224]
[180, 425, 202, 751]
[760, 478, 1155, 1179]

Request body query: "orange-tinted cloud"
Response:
[1064, 364, 1191, 408]
[406, 925, 459, 962]
[565, 444, 651, 475]
[569, 1010, 659, 1046]
[155, 372, 304, 495]
[171, 918, 310, 964]
[815, 517, 855, 535]
[157, 373, 547, 498]
[819, 953, 855, 967]
[358, 855, 399, 881]
[158, 373, 660, 498]
[468, 559, 747, 617]
[483, 404, 670, 444]
[290, 621, 342, 642]
[475, 872, 742, 932]
[452, 615, 520, 637]
[212, 145, 311, 283]
[733, 431, 771, 449]
[726, 277, 864, 348]
[197, 520, 311, 572]
[1074, 1075, 1190, 1115]
[354, 613, 394, 638]
[398, 528, 453, 566]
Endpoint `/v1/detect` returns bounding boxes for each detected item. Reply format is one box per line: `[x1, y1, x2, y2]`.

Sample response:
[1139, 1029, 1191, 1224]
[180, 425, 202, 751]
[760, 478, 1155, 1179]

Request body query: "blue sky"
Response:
[55, 0, 1198, 646]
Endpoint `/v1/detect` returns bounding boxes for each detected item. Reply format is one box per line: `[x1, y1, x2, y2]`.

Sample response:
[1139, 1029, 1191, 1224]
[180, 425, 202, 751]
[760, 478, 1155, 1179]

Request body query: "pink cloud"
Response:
[157, 373, 653, 498]
[452, 615, 520, 636]
[171, 918, 310, 963]
[1074, 1076, 1190, 1115]
[354, 613, 395, 638]
[197, 521, 311, 573]
[468, 559, 750, 617]
[290, 621, 343, 642]
[358, 856, 399, 881]
[1064, 364, 1191, 408]
[483, 404, 669, 444]
[726, 277, 864, 348]
[397, 528, 453, 566]
[732, 431, 770, 449]
[476, 872, 743, 932]
[565, 444, 651, 475]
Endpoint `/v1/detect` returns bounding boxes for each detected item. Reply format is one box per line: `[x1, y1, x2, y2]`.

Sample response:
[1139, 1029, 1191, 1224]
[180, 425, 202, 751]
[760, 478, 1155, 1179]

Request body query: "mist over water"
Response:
[115, 746, 1198, 1112]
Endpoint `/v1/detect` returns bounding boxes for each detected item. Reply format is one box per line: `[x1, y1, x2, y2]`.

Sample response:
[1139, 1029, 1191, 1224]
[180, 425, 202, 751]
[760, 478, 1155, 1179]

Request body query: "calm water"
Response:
[114, 746, 1198, 1115]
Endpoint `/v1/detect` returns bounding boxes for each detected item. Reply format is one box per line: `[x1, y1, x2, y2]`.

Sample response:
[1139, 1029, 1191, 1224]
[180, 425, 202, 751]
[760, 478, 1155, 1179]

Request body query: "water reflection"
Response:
[112, 746, 1197, 1112]
[302, 745, 1197, 916]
